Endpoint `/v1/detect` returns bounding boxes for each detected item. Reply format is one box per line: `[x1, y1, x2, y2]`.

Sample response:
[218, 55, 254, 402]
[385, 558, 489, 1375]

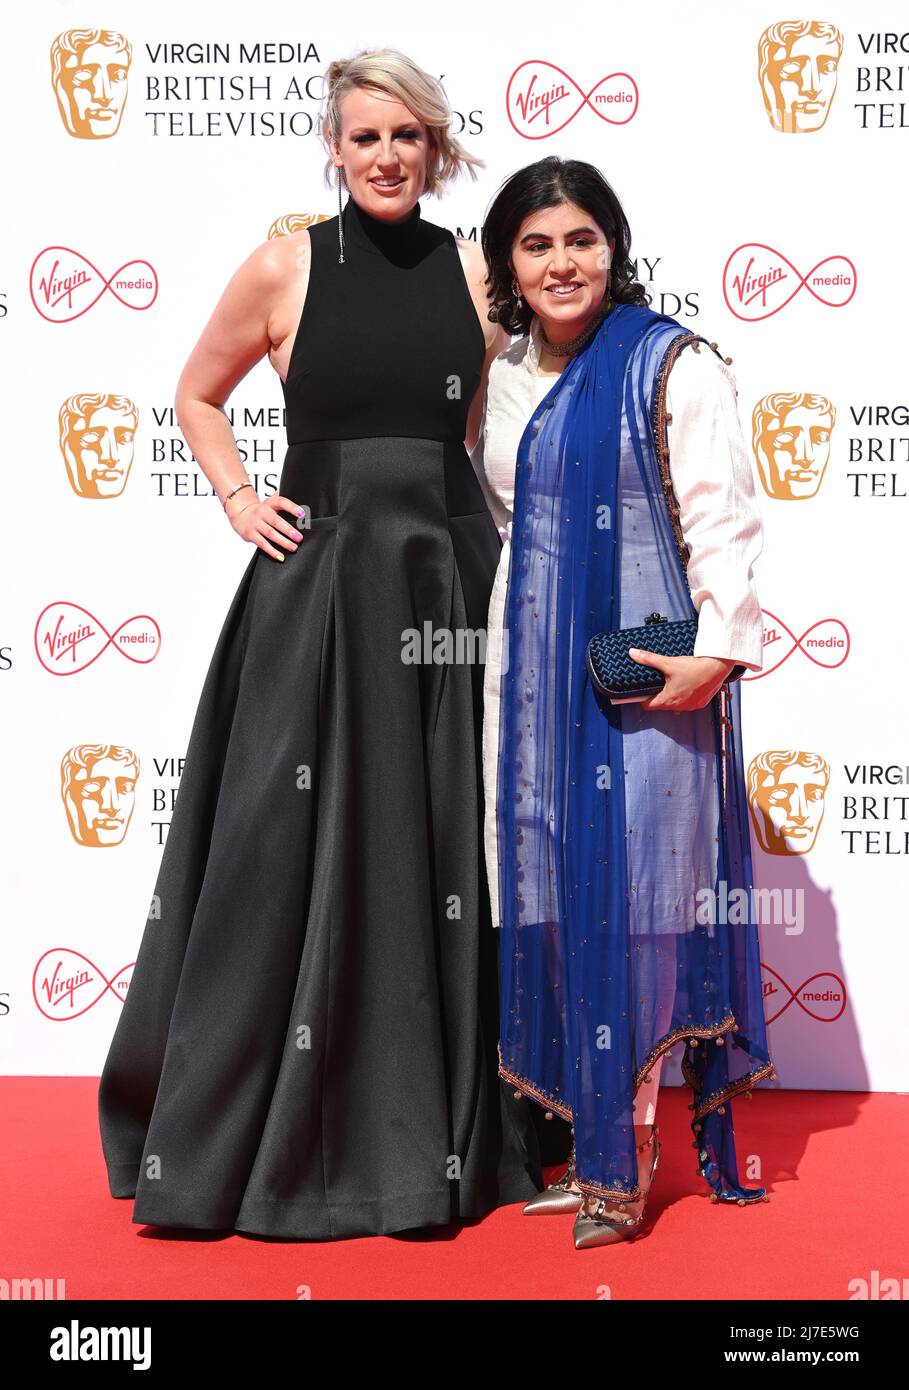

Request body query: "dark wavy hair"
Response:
[482, 156, 649, 334]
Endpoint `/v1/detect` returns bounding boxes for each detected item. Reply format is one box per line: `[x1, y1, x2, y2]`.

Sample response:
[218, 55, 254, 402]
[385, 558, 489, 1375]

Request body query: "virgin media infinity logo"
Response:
[761, 963, 847, 1025]
[35, 601, 161, 675]
[506, 61, 639, 138]
[29, 245, 158, 322]
[744, 610, 850, 680]
[33, 948, 132, 1020]
[722, 243, 856, 321]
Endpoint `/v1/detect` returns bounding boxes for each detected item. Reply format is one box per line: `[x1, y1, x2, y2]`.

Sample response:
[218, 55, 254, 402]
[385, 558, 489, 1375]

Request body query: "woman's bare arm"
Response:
[457, 237, 510, 454]
[174, 236, 309, 559]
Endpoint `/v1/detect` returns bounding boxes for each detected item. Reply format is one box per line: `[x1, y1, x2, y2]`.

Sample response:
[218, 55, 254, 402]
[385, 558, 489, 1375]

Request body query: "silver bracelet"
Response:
[223, 479, 254, 511]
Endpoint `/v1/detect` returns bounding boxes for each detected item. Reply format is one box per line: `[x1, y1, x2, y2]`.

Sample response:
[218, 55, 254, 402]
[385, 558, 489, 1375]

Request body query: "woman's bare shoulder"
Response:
[234, 227, 310, 295]
[229, 230, 312, 373]
[176, 230, 313, 399]
[454, 233, 487, 291]
[454, 235, 501, 350]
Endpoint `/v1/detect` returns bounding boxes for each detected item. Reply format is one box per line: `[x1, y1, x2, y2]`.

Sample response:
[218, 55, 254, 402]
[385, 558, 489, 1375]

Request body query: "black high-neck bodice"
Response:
[282, 196, 485, 445]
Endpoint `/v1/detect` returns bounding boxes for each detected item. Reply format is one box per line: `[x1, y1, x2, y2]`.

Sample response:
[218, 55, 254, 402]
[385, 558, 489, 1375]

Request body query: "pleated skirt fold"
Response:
[97, 436, 542, 1238]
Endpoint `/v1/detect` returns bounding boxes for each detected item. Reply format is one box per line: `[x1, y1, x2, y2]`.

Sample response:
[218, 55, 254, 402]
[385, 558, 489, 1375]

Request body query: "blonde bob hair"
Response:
[320, 48, 483, 196]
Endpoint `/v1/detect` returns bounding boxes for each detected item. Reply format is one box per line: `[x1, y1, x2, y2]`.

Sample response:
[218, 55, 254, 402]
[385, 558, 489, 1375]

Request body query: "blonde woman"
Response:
[98, 49, 543, 1240]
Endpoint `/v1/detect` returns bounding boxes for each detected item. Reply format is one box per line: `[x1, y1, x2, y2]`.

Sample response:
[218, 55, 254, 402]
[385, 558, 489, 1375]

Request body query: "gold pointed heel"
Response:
[523, 1142, 582, 1215]
[572, 1125, 661, 1250]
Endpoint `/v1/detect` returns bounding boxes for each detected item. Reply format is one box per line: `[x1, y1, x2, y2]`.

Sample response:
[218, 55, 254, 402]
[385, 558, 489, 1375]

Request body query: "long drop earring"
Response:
[337, 164, 345, 264]
[511, 277, 523, 311]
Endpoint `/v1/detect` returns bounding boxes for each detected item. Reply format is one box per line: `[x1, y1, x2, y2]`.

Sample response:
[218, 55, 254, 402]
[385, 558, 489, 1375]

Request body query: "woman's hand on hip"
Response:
[227, 492, 307, 561]
[628, 649, 736, 712]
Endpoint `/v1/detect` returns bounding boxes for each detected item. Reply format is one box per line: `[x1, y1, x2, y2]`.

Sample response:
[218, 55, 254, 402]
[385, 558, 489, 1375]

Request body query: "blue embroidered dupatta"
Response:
[496, 302, 775, 1204]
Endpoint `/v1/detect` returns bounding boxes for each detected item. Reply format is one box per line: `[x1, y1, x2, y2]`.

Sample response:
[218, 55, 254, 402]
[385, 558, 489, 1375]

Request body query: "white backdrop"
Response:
[2, 0, 907, 1099]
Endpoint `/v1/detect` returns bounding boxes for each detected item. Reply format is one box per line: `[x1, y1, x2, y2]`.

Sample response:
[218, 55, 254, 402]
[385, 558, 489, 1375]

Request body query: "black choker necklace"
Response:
[539, 294, 614, 357]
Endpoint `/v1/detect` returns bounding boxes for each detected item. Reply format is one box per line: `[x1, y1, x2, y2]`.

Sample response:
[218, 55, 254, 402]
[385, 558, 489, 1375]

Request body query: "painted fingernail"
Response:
[276, 553, 285, 562]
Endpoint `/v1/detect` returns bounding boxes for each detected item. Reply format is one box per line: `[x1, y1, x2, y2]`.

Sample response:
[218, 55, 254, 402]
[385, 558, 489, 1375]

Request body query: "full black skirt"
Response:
[97, 437, 543, 1239]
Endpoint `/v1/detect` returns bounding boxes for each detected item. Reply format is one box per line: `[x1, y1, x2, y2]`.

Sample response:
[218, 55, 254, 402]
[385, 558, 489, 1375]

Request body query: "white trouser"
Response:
[632, 1053, 664, 1127]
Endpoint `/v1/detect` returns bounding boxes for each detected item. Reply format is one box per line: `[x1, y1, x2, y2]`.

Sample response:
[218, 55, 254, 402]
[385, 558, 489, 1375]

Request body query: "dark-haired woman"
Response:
[471, 157, 776, 1248]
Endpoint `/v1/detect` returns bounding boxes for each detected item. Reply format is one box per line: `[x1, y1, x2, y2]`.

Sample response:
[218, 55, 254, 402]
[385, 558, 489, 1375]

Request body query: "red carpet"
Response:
[3, 1079, 906, 1300]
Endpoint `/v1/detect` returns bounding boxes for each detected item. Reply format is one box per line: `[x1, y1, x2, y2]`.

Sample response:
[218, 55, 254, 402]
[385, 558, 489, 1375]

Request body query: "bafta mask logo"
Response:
[62, 744, 139, 847]
[267, 213, 330, 238]
[59, 393, 138, 498]
[747, 750, 830, 856]
[752, 393, 835, 500]
[51, 29, 132, 139]
[758, 20, 843, 133]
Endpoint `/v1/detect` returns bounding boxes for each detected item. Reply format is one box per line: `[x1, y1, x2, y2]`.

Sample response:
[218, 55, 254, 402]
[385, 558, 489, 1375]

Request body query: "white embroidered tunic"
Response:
[471, 314, 765, 930]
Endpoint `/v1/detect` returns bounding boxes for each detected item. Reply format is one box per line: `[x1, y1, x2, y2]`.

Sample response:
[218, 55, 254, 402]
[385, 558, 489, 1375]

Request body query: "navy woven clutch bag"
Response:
[586, 612, 747, 702]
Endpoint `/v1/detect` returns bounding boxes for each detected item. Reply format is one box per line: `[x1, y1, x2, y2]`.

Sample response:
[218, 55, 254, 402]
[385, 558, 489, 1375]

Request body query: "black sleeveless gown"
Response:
[97, 195, 543, 1239]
